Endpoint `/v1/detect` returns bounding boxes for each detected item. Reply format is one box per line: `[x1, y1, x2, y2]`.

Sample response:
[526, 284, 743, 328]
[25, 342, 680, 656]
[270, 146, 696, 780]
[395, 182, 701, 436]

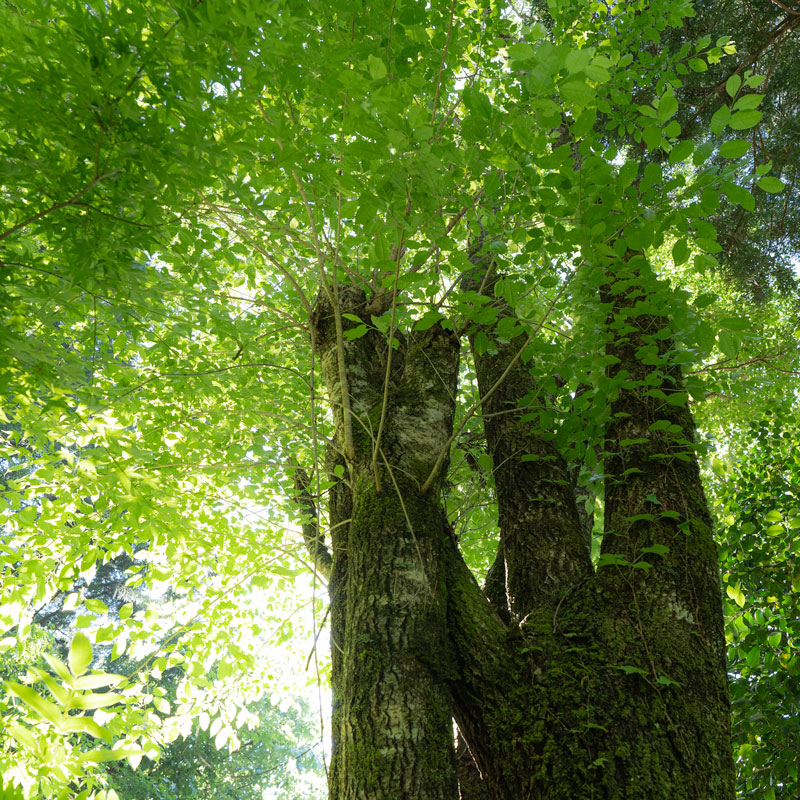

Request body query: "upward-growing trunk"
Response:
[303, 255, 735, 799]
[311, 285, 462, 799]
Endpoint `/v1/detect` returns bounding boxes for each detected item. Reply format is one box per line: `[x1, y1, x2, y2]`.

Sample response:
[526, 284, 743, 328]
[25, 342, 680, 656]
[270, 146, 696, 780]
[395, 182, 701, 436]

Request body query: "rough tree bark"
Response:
[301, 248, 735, 799]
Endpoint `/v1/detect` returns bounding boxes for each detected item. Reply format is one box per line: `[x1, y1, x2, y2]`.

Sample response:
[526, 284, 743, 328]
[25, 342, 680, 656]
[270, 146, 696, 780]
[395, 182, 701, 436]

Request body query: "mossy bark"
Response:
[307, 272, 735, 800]
[312, 285, 461, 800]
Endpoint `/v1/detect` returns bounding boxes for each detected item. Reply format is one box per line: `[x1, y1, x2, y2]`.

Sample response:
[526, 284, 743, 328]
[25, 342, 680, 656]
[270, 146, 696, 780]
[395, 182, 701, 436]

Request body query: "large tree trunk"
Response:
[305, 257, 735, 799]
[311, 285, 461, 799]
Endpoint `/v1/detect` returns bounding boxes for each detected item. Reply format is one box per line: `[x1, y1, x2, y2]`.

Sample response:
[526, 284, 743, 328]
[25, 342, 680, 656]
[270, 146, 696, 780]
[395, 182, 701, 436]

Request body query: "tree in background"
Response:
[1, 0, 797, 798]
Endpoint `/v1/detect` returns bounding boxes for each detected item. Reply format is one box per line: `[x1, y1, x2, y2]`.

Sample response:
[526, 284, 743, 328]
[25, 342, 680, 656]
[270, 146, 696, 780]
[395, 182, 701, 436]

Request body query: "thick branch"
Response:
[463, 249, 591, 618]
[599, 256, 726, 657]
[290, 464, 332, 581]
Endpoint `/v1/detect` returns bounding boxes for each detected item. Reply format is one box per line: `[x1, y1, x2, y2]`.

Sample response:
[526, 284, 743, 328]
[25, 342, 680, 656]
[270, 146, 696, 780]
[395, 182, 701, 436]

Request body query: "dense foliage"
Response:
[1, 0, 797, 797]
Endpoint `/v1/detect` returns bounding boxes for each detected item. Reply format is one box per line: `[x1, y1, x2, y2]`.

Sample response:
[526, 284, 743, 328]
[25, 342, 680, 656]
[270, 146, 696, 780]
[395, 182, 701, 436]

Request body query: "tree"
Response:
[1, 0, 797, 798]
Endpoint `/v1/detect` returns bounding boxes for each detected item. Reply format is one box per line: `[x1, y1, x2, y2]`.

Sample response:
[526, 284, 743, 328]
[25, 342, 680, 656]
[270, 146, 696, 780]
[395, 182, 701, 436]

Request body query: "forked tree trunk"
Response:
[305, 255, 735, 799]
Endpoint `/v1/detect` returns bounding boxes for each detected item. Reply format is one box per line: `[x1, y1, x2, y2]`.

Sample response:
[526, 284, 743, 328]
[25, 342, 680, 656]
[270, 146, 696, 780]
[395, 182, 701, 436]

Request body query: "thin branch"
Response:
[205, 203, 314, 318]
[0, 171, 119, 243]
[431, 0, 457, 125]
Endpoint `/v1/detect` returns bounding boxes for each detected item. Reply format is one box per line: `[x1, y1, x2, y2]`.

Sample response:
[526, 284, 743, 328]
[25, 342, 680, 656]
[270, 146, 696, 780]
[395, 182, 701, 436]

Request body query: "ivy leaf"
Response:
[343, 324, 369, 340]
[617, 665, 648, 676]
[641, 544, 670, 556]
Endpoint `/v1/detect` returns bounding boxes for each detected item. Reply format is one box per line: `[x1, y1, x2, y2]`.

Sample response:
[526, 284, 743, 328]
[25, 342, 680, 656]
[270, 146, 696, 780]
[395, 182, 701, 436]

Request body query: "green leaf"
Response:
[729, 110, 762, 130]
[585, 63, 611, 83]
[696, 238, 722, 254]
[618, 161, 638, 188]
[671, 239, 689, 266]
[710, 105, 730, 133]
[508, 43, 536, 62]
[414, 310, 445, 331]
[718, 330, 739, 358]
[559, 76, 595, 106]
[73, 672, 126, 690]
[565, 47, 593, 74]
[597, 553, 629, 568]
[60, 716, 112, 740]
[722, 182, 755, 211]
[69, 632, 93, 676]
[694, 321, 716, 353]
[571, 107, 596, 137]
[744, 73, 766, 89]
[664, 392, 689, 407]
[657, 91, 678, 122]
[733, 94, 764, 111]
[79, 747, 144, 764]
[462, 87, 492, 119]
[726, 584, 746, 608]
[668, 140, 694, 164]
[367, 55, 387, 80]
[85, 598, 108, 614]
[71, 691, 124, 710]
[617, 665, 648, 676]
[4, 681, 62, 723]
[642, 125, 662, 150]
[725, 74, 741, 98]
[718, 317, 750, 332]
[343, 324, 369, 340]
[719, 139, 750, 158]
[43, 654, 74, 686]
[641, 544, 670, 556]
[757, 176, 785, 193]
